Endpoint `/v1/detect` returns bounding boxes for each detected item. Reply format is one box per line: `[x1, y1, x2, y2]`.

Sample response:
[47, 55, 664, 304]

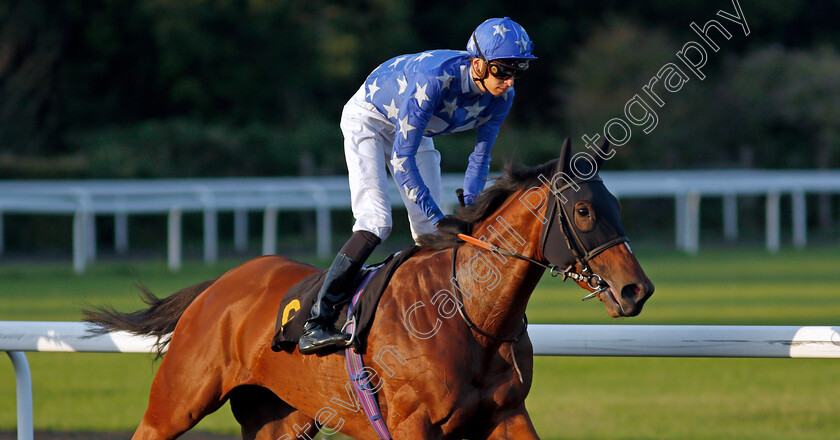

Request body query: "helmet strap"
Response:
[471, 60, 491, 93]
[471, 34, 490, 93]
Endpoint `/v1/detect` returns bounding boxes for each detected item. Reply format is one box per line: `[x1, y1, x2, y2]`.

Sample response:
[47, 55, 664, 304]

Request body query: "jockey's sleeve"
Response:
[463, 90, 515, 205]
[390, 78, 445, 224]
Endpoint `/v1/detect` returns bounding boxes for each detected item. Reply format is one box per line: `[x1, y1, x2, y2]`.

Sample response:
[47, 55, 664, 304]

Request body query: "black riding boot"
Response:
[298, 230, 380, 354]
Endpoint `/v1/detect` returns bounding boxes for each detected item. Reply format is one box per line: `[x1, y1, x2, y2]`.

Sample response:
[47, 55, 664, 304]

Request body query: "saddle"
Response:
[271, 245, 419, 354]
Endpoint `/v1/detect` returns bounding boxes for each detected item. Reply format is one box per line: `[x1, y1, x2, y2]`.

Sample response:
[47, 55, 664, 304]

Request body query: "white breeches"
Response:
[340, 86, 442, 242]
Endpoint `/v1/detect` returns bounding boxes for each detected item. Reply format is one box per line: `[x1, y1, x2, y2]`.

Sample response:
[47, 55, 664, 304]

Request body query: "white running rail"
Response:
[2, 322, 840, 440]
[3, 170, 840, 272]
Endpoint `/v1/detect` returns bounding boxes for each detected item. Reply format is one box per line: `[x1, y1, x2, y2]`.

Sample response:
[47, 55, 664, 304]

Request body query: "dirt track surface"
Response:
[0, 432, 239, 440]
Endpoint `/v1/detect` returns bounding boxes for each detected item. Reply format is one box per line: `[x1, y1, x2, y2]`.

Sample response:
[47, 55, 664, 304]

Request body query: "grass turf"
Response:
[1, 245, 839, 438]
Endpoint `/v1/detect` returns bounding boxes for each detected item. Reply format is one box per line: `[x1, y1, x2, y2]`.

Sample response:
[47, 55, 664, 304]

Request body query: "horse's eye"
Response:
[577, 207, 590, 217]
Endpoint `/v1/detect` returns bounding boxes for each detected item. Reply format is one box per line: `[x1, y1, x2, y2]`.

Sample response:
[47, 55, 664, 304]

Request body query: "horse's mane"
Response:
[417, 159, 559, 250]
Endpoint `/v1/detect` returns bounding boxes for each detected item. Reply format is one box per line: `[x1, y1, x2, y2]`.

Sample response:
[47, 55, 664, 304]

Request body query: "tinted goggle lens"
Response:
[489, 60, 528, 79]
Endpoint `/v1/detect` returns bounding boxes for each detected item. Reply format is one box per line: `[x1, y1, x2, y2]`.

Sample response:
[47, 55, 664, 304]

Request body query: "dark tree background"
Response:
[2, 0, 839, 178]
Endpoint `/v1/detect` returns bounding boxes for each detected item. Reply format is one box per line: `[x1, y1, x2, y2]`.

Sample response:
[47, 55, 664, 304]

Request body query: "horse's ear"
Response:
[593, 136, 610, 169]
[557, 136, 572, 173]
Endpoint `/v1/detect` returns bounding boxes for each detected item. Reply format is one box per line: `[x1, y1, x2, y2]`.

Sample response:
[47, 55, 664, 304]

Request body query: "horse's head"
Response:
[536, 137, 654, 317]
[419, 138, 653, 318]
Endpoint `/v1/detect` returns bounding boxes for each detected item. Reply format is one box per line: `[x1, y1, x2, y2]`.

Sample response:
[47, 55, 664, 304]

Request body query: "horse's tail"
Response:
[82, 278, 218, 359]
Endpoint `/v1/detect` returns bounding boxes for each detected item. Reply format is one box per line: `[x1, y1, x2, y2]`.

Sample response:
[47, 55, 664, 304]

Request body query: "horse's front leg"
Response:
[482, 405, 540, 440]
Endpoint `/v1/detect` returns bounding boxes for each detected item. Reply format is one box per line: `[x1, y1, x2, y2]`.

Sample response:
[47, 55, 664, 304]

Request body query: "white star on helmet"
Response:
[493, 24, 510, 38]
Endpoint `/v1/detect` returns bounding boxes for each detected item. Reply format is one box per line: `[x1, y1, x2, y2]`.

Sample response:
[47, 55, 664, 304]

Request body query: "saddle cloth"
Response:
[271, 246, 419, 354]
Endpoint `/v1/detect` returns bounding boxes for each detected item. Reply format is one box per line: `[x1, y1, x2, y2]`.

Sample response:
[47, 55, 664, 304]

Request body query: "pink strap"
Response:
[345, 269, 393, 440]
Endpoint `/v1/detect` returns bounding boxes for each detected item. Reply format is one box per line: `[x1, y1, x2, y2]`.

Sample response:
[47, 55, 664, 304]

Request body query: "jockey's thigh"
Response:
[340, 86, 397, 241]
[389, 136, 442, 242]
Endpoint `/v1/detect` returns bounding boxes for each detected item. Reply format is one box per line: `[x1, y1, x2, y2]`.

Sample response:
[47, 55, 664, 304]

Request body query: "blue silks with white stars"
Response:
[363, 49, 514, 224]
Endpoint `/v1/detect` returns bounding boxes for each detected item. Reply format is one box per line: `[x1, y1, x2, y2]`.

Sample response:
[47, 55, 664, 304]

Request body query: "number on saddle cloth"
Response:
[271, 246, 420, 354]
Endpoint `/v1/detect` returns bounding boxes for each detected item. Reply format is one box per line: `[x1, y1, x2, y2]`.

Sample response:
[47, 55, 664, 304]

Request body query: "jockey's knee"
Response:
[352, 215, 391, 242]
[356, 225, 390, 242]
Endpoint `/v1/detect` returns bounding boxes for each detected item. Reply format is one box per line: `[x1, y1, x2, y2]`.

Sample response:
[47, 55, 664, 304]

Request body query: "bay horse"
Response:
[85, 137, 653, 439]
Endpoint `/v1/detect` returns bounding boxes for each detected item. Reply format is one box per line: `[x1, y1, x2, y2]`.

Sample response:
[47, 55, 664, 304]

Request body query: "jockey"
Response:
[299, 17, 537, 354]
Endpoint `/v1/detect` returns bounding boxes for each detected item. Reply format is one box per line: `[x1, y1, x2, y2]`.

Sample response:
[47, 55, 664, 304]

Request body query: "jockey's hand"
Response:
[435, 215, 471, 236]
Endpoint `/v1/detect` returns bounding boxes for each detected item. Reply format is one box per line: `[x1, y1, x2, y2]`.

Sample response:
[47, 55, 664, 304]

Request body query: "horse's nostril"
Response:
[621, 283, 644, 301]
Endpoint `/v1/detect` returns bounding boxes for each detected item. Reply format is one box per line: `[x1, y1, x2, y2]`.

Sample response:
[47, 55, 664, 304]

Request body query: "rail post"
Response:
[6, 351, 34, 440]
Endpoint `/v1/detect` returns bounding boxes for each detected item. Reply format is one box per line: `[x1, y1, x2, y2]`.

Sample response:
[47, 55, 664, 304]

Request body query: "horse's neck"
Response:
[457, 191, 546, 341]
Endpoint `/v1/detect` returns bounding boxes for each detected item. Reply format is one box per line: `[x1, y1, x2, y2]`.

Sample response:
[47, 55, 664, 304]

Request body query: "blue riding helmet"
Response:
[467, 17, 537, 62]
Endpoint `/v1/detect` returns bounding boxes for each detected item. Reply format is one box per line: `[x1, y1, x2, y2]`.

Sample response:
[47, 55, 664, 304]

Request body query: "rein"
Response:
[450, 243, 529, 344]
[450, 243, 527, 383]
[449, 230, 609, 383]
[456, 233, 610, 301]
[446, 179, 618, 382]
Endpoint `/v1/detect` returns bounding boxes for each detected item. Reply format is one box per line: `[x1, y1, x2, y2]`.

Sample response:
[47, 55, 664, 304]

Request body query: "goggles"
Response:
[488, 59, 529, 80]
